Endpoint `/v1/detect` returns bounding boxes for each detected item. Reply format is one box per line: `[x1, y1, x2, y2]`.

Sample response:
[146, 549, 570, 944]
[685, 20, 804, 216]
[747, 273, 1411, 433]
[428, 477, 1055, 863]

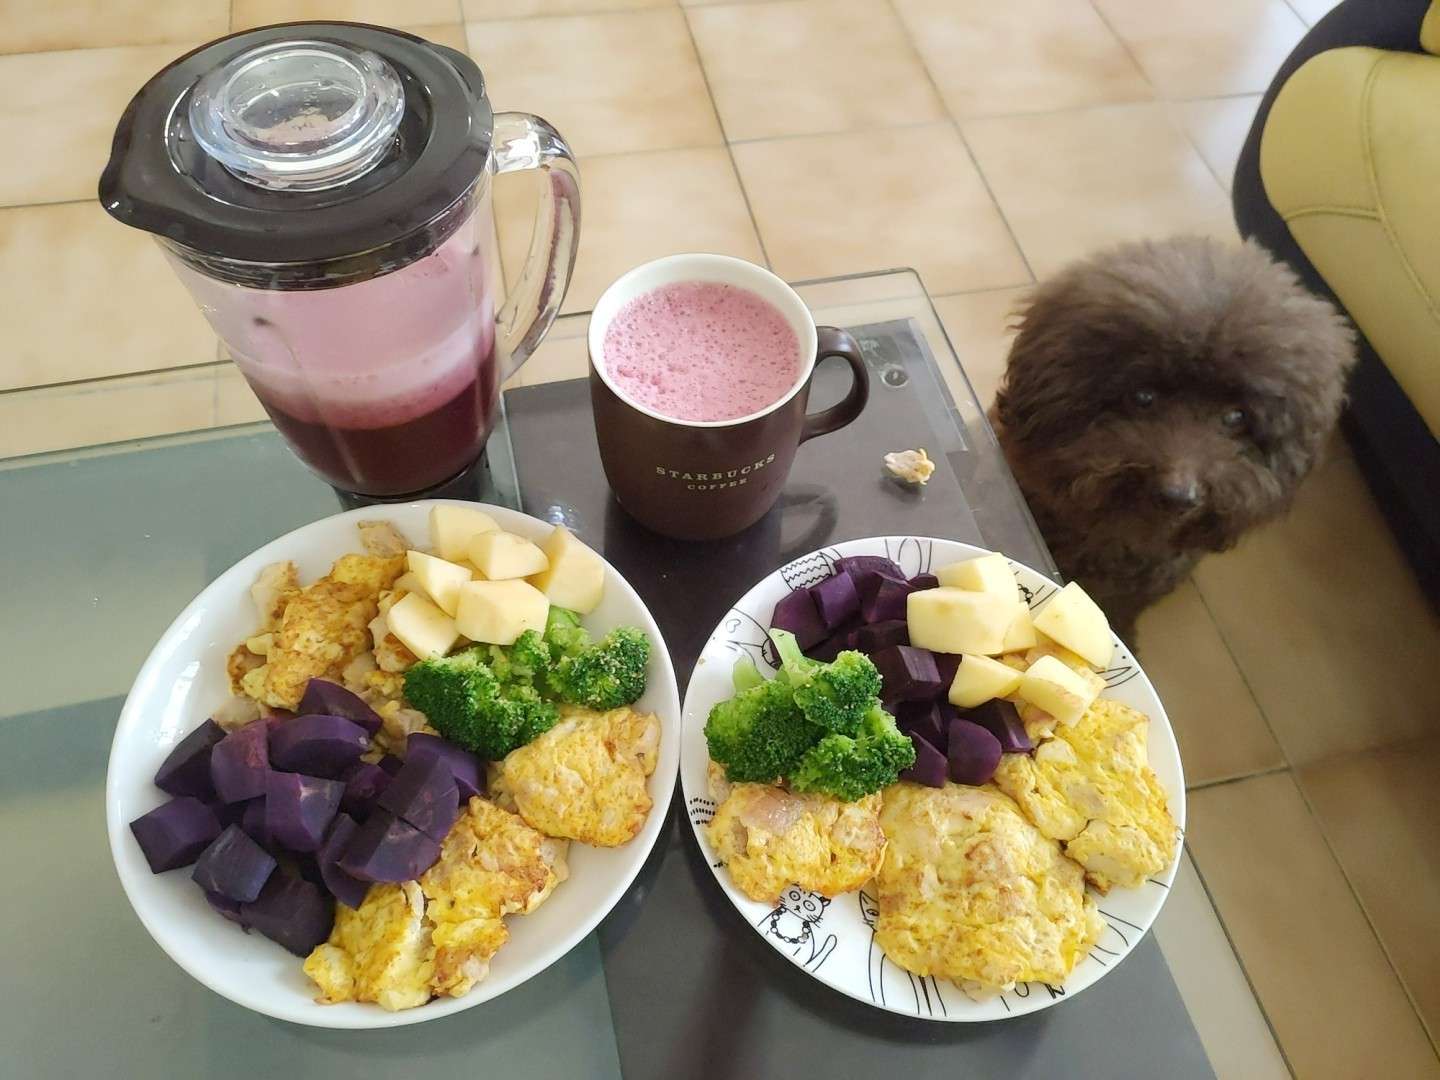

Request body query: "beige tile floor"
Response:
[3, 0, 1439, 1072]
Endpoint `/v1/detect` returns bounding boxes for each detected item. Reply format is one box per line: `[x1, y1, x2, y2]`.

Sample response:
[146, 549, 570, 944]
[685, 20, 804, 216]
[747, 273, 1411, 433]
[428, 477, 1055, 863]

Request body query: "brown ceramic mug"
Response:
[588, 254, 869, 541]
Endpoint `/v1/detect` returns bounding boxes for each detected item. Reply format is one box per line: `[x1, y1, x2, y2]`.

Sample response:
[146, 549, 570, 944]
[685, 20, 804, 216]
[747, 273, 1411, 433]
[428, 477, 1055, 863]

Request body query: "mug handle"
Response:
[799, 327, 870, 443]
[491, 112, 582, 383]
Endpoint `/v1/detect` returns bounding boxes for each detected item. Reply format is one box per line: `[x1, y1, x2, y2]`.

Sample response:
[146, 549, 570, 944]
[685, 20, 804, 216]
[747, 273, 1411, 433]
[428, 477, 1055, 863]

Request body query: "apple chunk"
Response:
[386, 592, 459, 661]
[455, 580, 550, 645]
[1001, 604, 1038, 651]
[1033, 582, 1114, 669]
[405, 550, 472, 617]
[528, 525, 605, 614]
[935, 552, 1021, 600]
[429, 504, 499, 562]
[469, 531, 549, 580]
[906, 587, 1014, 655]
[948, 654, 1024, 708]
[1017, 654, 1100, 727]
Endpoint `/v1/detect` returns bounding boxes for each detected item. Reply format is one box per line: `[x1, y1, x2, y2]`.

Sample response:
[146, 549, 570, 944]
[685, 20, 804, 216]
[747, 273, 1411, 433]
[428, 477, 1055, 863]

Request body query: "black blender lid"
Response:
[99, 23, 493, 269]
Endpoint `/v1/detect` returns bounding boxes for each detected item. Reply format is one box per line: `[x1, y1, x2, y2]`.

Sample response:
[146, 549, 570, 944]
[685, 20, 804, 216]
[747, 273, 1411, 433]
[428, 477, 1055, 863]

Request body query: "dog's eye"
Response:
[1221, 407, 1247, 430]
[1130, 388, 1157, 408]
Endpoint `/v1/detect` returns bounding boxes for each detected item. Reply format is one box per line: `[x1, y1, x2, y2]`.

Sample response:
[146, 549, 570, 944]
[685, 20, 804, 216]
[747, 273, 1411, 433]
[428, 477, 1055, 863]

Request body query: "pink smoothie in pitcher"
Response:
[603, 281, 801, 422]
[172, 204, 498, 496]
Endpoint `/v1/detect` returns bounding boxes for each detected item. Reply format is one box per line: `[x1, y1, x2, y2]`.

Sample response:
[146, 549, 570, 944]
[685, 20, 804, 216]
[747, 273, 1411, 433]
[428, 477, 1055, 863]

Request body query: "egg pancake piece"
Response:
[707, 777, 886, 905]
[491, 706, 660, 846]
[875, 783, 1102, 993]
[992, 699, 1176, 892]
[304, 881, 434, 1012]
[419, 798, 569, 999]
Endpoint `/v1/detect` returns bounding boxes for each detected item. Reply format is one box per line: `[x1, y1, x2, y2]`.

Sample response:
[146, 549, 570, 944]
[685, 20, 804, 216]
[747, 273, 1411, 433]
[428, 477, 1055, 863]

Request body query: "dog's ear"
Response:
[995, 281, 1111, 447]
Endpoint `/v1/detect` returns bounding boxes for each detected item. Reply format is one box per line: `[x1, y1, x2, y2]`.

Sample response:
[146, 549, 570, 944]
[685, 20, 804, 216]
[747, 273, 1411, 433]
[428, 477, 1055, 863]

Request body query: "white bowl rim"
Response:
[105, 499, 681, 1029]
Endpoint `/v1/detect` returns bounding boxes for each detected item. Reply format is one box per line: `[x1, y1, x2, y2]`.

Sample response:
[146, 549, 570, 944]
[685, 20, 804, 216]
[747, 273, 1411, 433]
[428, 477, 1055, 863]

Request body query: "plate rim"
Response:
[679, 535, 1186, 1023]
[104, 499, 681, 1029]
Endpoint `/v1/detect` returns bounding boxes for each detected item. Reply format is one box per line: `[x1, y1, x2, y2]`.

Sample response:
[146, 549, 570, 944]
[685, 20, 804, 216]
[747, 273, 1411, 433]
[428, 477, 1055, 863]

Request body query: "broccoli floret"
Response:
[770, 629, 882, 735]
[543, 606, 592, 662]
[486, 629, 551, 689]
[732, 655, 764, 693]
[788, 704, 916, 801]
[403, 647, 558, 760]
[704, 677, 822, 783]
[550, 626, 651, 710]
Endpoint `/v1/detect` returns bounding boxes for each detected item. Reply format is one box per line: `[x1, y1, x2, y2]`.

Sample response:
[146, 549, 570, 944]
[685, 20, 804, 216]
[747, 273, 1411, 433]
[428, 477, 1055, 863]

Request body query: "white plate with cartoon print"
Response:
[680, 536, 1185, 1022]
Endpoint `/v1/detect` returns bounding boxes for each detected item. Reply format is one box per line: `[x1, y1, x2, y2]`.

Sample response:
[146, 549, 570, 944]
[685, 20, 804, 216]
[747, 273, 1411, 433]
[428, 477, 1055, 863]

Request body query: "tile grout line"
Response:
[1083, 0, 1159, 98]
[1180, 841, 1300, 1080]
[678, 5, 772, 270]
[1206, 768, 1440, 1062]
[1180, 579, 1438, 1046]
[883, 0, 1036, 285]
[1185, 763, 1290, 793]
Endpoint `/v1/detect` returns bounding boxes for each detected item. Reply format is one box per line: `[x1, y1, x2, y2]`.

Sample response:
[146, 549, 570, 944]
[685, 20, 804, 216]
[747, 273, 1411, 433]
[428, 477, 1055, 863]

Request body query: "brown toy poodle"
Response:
[993, 236, 1356, 646]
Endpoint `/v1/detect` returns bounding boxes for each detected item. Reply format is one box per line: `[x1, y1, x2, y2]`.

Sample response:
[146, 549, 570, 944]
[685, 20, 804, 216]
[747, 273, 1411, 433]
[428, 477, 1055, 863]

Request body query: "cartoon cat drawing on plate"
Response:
[757, 887, 837, 971]
[859, 891, 948, 1017]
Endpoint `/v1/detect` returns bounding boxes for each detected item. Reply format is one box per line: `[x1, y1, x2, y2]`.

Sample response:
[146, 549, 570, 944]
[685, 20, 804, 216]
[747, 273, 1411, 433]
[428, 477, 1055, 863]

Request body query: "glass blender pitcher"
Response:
[100, 24, 580, 498]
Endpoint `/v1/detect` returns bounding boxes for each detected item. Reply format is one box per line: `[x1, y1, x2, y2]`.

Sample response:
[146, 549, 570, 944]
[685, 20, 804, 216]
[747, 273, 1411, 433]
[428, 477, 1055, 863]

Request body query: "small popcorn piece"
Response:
[884, 448, 935, 485]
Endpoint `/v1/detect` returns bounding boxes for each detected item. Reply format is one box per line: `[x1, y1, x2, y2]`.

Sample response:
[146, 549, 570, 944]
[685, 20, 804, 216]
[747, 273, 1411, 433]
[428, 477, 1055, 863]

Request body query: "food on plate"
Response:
[874, 783, 1104, 996]
[1031, 581, 1114, 669]
[239, 553, 405, 710]
[455, 578, 550, 644]
[428, 504, 499, 561]
[405, 550, 472, 617]
[192, 824, 277, 902]
[490, 705, 660, 846]
[948, 653, 1024, 708]
[153, 719, 227, 797]
[934, 552, 1020, 600]
[993, 699, 1177, 893]
[870, 645, 942, 705]
[305, 798, 568, 1009]
[882, 448, 935, 485]
[906, 587, 1014, 655]
[1001, 605, 1038, 652]
[1017, 655, 1101, 727]
[700, 550, 1177, 1006]
[130, 797, 221, 872]
[706, 764, 886, 904]
[128, 511, 662, 1012]
[468, 530, 549, 580]
[704, 631, 914, 799]
[529, 525, 606, 614]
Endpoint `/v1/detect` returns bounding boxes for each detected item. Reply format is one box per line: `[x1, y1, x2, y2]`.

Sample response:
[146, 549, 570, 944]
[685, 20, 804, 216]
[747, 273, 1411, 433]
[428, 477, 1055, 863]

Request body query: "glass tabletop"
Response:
[0, 270, 1257, 1077]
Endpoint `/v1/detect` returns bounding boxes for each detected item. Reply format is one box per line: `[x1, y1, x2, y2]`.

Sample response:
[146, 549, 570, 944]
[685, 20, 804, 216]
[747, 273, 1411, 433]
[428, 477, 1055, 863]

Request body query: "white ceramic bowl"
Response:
[681, 536, 1185, 1021]
[106, 501, 681, 1029]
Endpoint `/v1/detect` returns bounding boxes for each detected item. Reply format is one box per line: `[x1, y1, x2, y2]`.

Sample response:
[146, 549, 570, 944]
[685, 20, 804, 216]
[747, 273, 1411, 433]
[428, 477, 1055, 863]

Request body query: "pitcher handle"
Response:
[491, 112, 582, 382]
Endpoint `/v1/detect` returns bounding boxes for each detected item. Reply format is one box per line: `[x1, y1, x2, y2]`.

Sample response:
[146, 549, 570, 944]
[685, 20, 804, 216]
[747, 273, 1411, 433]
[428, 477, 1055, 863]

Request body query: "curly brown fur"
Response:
[992, 236, 1356, 644]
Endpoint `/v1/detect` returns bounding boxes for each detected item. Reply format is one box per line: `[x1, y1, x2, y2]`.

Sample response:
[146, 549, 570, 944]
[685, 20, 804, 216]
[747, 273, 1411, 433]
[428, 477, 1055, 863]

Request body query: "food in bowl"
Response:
[127, 510, 660, 1012]
[701, 551, 1176, 999]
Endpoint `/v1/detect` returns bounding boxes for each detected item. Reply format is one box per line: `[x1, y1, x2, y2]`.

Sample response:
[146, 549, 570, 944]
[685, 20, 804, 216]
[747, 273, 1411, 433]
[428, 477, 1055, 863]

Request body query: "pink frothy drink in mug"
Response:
[101, 25, 580, 497]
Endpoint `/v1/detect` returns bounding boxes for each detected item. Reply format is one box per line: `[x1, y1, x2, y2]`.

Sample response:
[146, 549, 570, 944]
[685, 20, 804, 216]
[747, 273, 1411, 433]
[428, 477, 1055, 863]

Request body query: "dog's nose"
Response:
[1158, 477, 1203, 508]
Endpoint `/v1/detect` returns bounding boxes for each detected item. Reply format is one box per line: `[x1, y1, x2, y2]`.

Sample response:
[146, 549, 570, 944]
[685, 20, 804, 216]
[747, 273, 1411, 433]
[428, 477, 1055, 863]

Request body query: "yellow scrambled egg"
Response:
[992, 699, 1176, 893]
[303, 798, 568, 1010]
[707, 766, 887, 905]
[237, 553, 404, 711]
[489, 706, 660, 847]
[875, 782, 1103, 994]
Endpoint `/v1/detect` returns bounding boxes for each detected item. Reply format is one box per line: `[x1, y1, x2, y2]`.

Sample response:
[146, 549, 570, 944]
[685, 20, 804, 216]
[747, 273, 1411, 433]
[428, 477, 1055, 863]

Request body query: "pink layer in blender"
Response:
[603, 281, 801, 422]
[174, 210, 499, 495]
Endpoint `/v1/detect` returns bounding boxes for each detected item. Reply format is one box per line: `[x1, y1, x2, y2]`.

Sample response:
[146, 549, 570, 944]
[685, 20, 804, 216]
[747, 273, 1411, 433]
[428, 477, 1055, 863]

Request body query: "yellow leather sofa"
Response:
[1234, 0, 1440, 604]
[1260, 33, 1440, 438]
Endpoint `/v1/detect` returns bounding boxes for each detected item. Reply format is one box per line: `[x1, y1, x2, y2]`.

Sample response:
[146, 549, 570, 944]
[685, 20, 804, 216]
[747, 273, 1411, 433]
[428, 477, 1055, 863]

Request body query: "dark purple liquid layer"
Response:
[255, 371, 496, 497]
